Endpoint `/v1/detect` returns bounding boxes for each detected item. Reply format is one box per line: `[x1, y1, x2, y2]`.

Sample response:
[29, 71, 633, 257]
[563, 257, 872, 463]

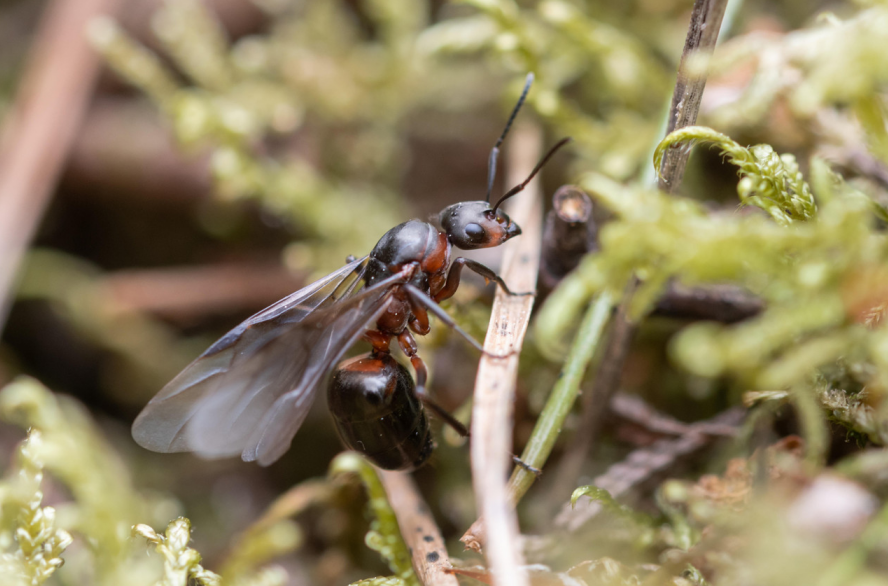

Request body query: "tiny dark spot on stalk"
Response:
[426, 551, 440, 563]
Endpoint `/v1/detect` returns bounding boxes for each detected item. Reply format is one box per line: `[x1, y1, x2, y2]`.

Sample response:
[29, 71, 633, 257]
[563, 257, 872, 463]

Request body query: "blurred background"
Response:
[2, 0, 888, 585]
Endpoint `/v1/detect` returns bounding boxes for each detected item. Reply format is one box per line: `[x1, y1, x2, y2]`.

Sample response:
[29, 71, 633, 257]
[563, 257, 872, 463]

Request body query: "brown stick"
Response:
[551, 0, 730, 497]
[554, 407, 745, 533]
[63, 99, 212, 205]
[99, 262, 305, 321]
[0, 0, 120, 329]
[610, 392, 739, 439]
[539, 185, 597, 290]
[460, 122, 543, 586]
[658, 0, 730, 193]
[653, 281, 762, 323]
[377, 471, 459, 586]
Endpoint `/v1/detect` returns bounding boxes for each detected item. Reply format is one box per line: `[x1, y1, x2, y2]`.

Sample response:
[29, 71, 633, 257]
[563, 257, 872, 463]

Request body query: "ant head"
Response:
[439, 201, 521, 250]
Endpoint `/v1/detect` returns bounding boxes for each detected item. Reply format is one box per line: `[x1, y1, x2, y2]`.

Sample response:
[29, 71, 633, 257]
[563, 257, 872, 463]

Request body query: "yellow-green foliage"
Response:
[0, 377, 162, 584]
[654, 126, 816, 225]
[0, 430, 72, 586]
[329, 454, 418, 586]
[88, 0, 411, 271]
[132, 520, 221, 586]
[0, 378, 302, 586]
[419, 0, 672, 179]
[694, 4, 888, 145]
[538, 159, 888, 388]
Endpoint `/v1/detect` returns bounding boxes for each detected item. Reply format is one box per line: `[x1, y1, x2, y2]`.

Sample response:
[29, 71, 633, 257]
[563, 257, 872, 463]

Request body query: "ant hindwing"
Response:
[131, 73, 570, 470]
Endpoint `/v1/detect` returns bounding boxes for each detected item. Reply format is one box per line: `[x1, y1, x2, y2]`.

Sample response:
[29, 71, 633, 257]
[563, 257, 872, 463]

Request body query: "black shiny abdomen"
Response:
[327, 353, 434, 470]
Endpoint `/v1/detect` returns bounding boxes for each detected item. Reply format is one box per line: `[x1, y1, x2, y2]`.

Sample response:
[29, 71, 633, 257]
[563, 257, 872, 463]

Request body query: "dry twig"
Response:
[100, 262, 305, 321]
[539, 185, 597, 290]
[610, 392, 739, 439]
[0, 0, 119, 329]
[554, 407, 745, 533]
[460, 121, 544, 586]
[64, 99, 212, 205]
[654, 282, 763, 323]
[378, 470, 459, 586]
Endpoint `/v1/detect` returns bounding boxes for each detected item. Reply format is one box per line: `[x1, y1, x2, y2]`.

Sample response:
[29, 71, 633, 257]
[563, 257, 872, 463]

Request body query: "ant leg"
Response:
[406, 284, 518, 359]
[364, 330, 392, 355]
[407, 300, 431, 336]
[425, 401, 539, 475]
[398, 330, 472, 438]
[397, 329, 428, 390]
[435, 258, 532, 302]
[398, 338, 537, 472]
[461, 258, 534, 297]
[406, 284, 507, 358]
[422, 396, 469, 437]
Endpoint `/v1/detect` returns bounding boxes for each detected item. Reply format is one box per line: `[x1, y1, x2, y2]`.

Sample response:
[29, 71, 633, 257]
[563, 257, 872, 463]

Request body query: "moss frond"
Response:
[133, 519, 221, 586]
[571, 485, 657, 529]
[0, 377, 160, 575]
[0, 430, 73, 586]
[329, 454, 417, 586]
[654, 126, 816, 225]
[692, 6, 888, 140]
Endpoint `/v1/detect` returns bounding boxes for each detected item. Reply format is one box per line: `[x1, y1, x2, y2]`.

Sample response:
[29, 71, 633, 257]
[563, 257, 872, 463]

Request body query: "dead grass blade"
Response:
[0, 0, 120, 329]
[378, 470, 459, 586]
[460, 121, 543, 586]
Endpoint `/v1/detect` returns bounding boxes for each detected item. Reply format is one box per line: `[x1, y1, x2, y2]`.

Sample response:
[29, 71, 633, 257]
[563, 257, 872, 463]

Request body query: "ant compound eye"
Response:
[464, 223, 485, 243]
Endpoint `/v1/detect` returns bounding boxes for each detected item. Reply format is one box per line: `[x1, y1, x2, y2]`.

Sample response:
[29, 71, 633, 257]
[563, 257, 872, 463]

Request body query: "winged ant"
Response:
[132, 73, 570, 470]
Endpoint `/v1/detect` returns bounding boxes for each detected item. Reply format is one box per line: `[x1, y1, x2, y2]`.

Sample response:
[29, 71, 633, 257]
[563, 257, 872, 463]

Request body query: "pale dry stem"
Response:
[378, 470, 458, 586]
[460, 121, 544, 586]
[0, 0, 120, 329]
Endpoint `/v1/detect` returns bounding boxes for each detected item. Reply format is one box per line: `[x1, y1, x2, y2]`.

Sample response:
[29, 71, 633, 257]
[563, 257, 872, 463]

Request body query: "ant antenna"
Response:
[485, 73, 535, 203]
[491, 137, 572, 215]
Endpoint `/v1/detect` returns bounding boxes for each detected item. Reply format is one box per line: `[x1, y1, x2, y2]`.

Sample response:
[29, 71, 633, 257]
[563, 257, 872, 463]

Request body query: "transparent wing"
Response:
[132, 256, 402, 464]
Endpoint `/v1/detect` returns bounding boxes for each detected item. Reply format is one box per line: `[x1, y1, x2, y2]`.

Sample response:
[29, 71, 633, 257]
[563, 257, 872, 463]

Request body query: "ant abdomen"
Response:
[327, 353, 434, 471]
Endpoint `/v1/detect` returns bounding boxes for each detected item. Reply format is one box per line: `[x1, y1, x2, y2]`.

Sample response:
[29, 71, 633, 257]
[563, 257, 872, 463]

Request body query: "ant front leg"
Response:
[434, 258, 533, 302]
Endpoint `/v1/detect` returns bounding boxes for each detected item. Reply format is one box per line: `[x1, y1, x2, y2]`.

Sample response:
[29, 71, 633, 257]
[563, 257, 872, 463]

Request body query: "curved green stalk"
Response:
[508, 291, 615, 502]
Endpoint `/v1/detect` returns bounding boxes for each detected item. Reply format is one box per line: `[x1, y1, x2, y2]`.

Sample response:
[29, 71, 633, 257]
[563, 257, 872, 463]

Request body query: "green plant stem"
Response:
[507, 291, 614, 502]
[791, 384, 828, 468]
[854, 95, 888, 167]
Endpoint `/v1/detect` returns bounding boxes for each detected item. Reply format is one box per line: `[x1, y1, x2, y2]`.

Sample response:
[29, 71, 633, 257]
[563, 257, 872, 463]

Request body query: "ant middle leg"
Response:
[434, 258, 533, 302]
